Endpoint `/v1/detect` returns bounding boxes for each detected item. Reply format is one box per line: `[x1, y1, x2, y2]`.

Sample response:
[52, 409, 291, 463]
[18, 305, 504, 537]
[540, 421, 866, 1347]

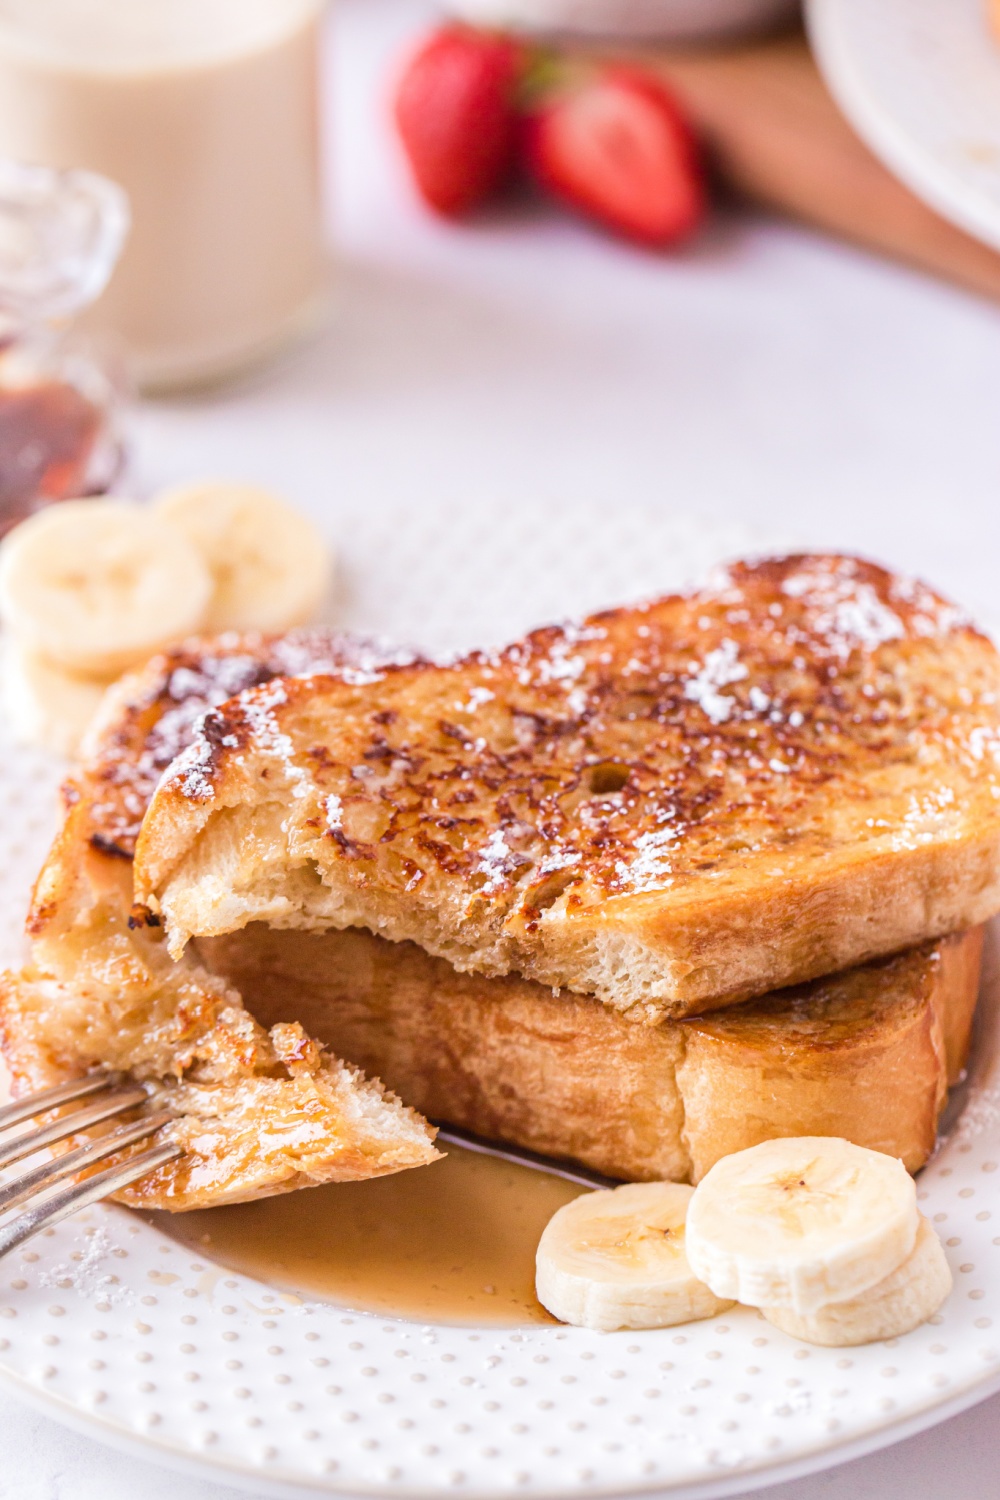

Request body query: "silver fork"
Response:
[0, 1081, 608, 1263]
[433, 1122, 618, 1190]
[0, 1072, 180, 1258]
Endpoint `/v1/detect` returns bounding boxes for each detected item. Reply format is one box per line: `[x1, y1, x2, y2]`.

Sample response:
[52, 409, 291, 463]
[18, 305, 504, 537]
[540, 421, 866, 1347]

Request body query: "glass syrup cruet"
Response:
[0, 158, 130, 538]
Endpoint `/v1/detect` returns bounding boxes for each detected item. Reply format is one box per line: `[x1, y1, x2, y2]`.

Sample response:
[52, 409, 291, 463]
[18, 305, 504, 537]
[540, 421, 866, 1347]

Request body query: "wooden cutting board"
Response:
[620, 29, 1000, 301]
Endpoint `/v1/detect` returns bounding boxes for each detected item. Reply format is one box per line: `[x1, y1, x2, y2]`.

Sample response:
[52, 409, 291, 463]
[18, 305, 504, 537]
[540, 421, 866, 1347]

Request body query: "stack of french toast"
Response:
[2, 552, 999, 1211]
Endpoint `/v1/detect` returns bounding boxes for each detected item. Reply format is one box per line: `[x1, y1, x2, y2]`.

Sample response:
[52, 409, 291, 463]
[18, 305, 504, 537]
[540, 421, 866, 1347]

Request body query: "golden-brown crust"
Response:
[26, 627, 419, 955]
[199, 924, 983, 1182]
[676, 930, 977, 1179]
[68, 628, 422, 863]
[136, 555, 1000, 1017]
[2, 629, 437, 1211]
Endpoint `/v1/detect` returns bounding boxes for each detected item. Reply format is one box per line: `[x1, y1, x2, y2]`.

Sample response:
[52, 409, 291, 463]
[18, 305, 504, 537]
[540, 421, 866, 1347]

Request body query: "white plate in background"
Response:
[808, 0, 1000, 253]
[1, 504, 1000, 1499]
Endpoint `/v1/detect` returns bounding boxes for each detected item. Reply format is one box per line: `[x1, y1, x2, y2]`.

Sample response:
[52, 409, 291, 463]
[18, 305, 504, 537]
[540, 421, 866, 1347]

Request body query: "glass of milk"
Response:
[0, 0, 328, 391]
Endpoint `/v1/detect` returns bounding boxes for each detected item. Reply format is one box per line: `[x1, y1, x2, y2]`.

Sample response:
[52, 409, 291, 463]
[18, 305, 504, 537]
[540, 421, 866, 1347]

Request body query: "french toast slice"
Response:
[199, 923, 983, 1183]
[0, 620, 984, 1200]
[134, 555, 1000, 1019]
[0, 632, 438, 1211]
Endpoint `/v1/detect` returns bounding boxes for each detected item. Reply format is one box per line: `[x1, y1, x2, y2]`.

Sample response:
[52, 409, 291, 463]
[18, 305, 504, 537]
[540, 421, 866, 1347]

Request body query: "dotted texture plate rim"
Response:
[1, 503, 1000, 1500]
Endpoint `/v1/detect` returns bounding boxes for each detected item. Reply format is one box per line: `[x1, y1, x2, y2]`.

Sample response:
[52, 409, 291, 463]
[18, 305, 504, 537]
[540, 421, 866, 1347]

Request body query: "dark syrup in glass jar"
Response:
[0, 161, 129, 535]
[0, 378, 104, 537]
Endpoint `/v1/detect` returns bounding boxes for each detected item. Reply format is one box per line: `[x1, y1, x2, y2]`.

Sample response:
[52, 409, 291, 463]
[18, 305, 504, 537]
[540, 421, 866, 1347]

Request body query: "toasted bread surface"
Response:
[676, 926, 982, 1179]
[5, 597, 990, 1205]
[199, 924, 982, 1181]
[71, 629, 421, 864]
[1, 632, 437, 1211]
[134, 555, 1000, 1018]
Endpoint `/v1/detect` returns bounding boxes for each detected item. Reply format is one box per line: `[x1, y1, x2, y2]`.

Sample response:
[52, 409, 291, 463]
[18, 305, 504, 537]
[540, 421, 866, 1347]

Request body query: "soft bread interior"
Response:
[197, 923, 983, 1182]
[0, 634, 442, 1211]
[0, 805, 438, 1212]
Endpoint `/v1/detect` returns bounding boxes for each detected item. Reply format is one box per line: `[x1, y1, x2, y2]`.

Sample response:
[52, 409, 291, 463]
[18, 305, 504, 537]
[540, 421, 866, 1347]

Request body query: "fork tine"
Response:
[0, 1072, 119, 1133]
[0, 1140, 182, 1259]
[0, 1084, 149, 1172]
[0, 1110, 175, 1215]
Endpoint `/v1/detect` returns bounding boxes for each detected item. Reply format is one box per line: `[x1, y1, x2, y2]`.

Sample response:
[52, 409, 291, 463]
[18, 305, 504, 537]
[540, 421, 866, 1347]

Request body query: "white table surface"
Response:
[4, 0, 1000, 1494]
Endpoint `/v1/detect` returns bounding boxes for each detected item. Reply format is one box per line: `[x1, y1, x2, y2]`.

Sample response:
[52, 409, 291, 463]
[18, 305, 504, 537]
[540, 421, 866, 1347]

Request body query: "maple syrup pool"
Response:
[152, 1143, 587, 1326]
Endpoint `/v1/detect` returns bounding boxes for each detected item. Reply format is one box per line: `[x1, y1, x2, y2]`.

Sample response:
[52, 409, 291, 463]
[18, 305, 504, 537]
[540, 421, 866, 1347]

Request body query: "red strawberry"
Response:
[526, 67, 704, 247]
[394, 26, 524, 216]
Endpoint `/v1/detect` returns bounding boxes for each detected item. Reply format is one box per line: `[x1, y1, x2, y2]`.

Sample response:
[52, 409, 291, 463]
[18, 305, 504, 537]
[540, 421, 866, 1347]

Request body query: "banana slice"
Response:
[685, 1137, 918, 1315]
[535, 1181, 733, 1332]
[1, 641, 114, 756]
[763, 1217, 952, 1346]
[153, 481, 331, 632]
[0, 499, 211, 677]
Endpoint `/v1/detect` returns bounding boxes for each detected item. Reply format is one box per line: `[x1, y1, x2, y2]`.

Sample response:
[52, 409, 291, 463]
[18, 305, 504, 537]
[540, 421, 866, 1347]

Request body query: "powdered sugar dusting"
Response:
[475, 828, 516, 895]
[890, 572, 972, 639]
[173, 736, 217, 801]
[459, 686, 495, 713]
[239, 679, 320, 803]
[36, 1225, 133, 1305]
[888, 786, 959, 851]
[968, 725, 1000, 764]
[511, 622, 608, 712]
[85, 630, 419, 853]
[684, 640, 748, 725]
[782, 565, 905, 658]
[821, 585, 904, 655]
[161, 636, 416, 808]
[616, 821, 679, 894]
[528, 644, 584, 690]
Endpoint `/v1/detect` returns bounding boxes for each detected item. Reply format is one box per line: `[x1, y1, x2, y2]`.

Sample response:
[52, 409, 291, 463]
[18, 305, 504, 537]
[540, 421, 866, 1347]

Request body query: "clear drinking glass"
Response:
[0, 0, 328, 392]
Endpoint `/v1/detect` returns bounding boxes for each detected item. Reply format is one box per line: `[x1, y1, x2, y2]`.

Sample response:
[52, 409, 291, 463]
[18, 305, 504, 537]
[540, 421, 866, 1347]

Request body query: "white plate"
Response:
[2, 502, 1000, 1500]
[807, 0, 1000, 253]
